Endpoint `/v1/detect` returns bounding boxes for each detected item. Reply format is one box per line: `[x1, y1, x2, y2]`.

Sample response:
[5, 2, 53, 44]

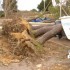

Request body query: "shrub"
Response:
[0, 11, 4, 17]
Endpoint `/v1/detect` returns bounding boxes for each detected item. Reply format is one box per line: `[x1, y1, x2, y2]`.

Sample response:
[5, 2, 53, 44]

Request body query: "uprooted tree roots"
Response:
[0, 18, 43, 65]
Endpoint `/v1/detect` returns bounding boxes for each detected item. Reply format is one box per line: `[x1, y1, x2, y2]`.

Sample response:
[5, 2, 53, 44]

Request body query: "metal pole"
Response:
[60, 0, 62, 17]
[43, 0, 45, 11]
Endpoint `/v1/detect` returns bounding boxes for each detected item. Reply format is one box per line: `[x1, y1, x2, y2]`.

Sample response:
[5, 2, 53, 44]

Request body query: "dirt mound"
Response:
[0, 18, 43, 65]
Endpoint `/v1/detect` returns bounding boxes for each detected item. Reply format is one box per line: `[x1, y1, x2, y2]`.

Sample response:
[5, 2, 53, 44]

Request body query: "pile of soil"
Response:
[0, 18, 43, 65]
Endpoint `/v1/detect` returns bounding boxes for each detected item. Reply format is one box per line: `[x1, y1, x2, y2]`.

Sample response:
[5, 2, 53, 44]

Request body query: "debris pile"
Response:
[0, 18, 43, 65]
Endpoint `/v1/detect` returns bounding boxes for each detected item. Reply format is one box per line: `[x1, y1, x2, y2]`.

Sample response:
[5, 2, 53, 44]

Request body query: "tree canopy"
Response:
[3, 0, 17, 17]
[37, 0, 52, 11]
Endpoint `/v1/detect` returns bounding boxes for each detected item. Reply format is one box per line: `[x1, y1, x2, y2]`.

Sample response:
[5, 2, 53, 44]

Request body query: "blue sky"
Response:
[0, 0, 42, 11]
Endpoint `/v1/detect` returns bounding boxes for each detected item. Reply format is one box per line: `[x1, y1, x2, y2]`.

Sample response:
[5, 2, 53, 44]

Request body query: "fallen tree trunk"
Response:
[37, 24, 63, 44]
[31, 23, 55, 30]
[33, 25, 54, 37]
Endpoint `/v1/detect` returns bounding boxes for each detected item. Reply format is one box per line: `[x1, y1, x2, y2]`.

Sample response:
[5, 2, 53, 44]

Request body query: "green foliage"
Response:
[10, 0, 17, 12]
[30, 9, 37, 12]
[65, 0, 70, 15]
[2, 0, 17, 17]
[56, 0, 60, 3]
[37, 0, 44, 11]
[37, 0, 52, 11]
[49, 6, 60, 19]
[62, 6, 70, 16]
[0, 11, 4, 17]
[3, 0, 17, 9]
[37, 0, 70, 19]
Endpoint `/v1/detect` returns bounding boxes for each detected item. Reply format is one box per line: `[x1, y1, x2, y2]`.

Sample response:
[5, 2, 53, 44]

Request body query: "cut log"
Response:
[37, 24, 63, 44]
[33, 25, 54, 37]
[31, 23, 55, 30]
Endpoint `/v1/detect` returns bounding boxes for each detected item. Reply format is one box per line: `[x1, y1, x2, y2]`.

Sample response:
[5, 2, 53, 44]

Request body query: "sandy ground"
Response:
[0, 36, 70, 70]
